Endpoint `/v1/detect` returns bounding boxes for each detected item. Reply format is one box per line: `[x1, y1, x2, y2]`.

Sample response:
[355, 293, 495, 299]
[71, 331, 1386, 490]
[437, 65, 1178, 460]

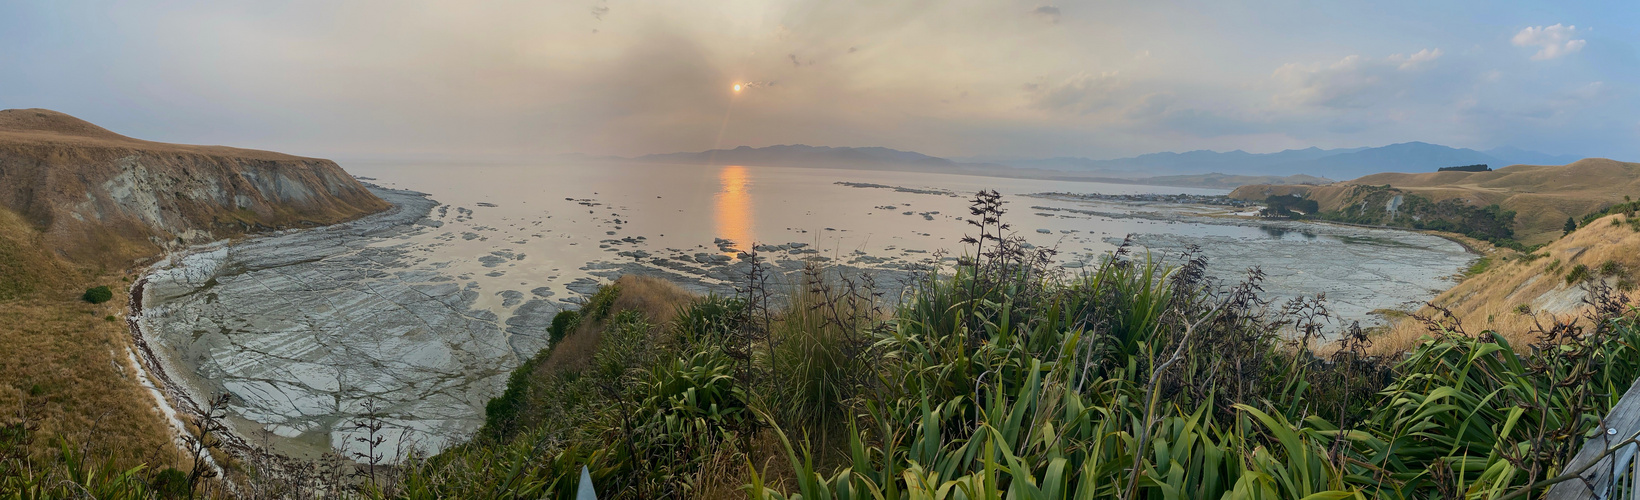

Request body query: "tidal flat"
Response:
[139, 162, 1474, 458]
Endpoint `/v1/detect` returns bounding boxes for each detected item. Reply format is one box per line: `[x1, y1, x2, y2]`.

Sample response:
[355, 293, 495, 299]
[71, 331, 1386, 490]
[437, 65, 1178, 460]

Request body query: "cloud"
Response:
[1271, 49, 1444, 109]
[1024, 71, 1126, 114]
[1512, 24, 1586, 60]
[1389, 48, 1442, 70]
[1032, 6, 1060, 24]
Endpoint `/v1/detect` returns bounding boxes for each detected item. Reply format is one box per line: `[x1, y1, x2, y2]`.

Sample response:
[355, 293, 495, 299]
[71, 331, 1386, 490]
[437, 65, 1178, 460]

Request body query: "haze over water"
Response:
[345, 161, 1471, 323]
[142, 160, 1473, 459]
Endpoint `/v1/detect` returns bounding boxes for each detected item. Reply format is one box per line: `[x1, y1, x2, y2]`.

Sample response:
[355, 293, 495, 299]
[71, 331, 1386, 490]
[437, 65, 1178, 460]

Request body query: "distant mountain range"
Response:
[606, 142, 1584, 189]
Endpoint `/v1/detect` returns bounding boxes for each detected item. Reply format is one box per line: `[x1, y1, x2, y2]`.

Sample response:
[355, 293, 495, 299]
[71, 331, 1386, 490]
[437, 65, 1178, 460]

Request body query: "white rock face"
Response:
[141, 187, 554, 458]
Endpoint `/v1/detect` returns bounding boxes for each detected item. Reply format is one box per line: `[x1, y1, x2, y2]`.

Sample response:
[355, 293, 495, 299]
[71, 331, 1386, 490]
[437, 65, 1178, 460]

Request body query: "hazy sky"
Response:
[3, 1, 1637, 161]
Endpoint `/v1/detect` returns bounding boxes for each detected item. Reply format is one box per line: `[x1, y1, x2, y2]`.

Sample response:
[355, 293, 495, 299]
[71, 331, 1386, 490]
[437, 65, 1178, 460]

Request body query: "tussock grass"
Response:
[1375, 212, 1640, 354]
[0, 205, 188, 495]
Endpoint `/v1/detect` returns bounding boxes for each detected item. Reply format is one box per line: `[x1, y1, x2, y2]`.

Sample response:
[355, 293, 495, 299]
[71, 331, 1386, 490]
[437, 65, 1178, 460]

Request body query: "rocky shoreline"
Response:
[132, 185, 465, 460]
[125, 171, 1476, 464]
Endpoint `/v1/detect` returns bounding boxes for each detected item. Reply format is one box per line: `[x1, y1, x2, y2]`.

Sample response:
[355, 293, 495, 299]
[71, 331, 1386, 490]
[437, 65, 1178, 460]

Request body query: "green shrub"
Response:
[81, 286, 113, 304]
[583, 284, 620, 321]
[150, 467, 189, 499]
[548, 310, 581, 344]
[1566, 263, 1592, 285]
[1601, 260, 1626, 277]
[1464, 256, 1492, 277]
[671, 294, 746, 348]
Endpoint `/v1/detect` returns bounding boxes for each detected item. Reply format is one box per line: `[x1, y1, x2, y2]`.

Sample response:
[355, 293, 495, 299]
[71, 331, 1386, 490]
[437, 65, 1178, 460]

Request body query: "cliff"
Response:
[0, 108, 389, 267]
[1230, 159, 1640, 245]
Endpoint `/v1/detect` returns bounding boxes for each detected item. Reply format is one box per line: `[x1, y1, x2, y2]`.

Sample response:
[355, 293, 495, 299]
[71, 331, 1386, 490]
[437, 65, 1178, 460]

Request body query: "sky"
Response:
[3, 1, 1638, 162]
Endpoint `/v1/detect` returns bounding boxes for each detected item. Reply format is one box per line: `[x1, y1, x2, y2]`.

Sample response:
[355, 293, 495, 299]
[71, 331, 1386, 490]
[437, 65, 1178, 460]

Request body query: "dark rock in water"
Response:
[566, 277, 603, 296]
[499, 290, 525, 308]
[504, 299, 558, 358]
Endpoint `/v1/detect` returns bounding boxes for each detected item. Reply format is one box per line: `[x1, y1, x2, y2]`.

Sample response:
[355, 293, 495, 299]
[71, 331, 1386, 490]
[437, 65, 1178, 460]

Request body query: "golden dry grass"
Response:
[1231, 159, 1640, 245]
[540, 275, 696, 374]
[1371, 213, 1640, 355]
[0, 206, 182, 469]
[608, 274, 696, 327]
[1, 108, 390, 269]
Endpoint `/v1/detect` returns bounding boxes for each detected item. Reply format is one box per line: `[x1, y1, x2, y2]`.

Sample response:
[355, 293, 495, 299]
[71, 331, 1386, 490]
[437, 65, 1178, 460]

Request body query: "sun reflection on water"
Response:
[715, 165, 753, 254]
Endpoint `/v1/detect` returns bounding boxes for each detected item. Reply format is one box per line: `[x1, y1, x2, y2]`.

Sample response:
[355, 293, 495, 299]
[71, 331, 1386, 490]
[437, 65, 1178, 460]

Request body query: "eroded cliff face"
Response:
[0, 108, 389, 267]
[1229, 159, 1640, 245]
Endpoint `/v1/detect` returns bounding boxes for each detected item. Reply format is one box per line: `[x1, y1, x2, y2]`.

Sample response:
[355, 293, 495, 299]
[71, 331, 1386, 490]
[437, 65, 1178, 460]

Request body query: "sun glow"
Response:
[714, 165, 753, 255]
[732, 83, 743, 92]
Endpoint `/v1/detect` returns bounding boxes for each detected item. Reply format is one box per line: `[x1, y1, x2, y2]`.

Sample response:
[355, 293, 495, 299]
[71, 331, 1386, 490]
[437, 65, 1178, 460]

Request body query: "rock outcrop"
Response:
[1230, 159, 1640, 245]
[0, 108, 389, 267]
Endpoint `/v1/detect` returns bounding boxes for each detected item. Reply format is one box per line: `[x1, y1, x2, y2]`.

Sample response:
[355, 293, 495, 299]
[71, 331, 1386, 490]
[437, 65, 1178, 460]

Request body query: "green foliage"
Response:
[1263, 194, 1320, 217]
[1580, 199, 1640, 227]
[403, 190, 1640, 499]
[0, 430, 159, 499]
[150, 467, 189, 499]
[1313, 185, 1524, 249]
[670, 294, 746, 349]
[1566, 216, 1579, 235]
[549, 309, 581, 345]
[82, 285, 113, 304]
[1465, 256, 1493, 277]
[584, 283, 620, 321]
[1566, 263, 1592, 285]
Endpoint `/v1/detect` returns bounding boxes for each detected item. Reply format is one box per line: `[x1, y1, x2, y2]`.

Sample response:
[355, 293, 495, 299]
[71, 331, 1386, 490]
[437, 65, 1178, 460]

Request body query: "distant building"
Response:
[1438, 164, 1491, 172]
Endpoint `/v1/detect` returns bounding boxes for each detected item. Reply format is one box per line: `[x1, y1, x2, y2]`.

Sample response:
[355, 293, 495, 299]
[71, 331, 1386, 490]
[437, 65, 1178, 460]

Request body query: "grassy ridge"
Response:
[0, 205, 188, 497]
[386, 192, 1640, 499]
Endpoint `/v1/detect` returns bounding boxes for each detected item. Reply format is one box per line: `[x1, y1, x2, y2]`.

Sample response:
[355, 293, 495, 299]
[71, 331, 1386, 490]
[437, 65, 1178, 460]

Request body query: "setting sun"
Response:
[732, 83, 742, 92]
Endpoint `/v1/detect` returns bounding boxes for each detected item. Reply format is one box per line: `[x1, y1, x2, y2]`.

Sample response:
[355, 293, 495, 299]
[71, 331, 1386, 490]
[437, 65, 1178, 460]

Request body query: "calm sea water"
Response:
[345, 161, 1472, 319]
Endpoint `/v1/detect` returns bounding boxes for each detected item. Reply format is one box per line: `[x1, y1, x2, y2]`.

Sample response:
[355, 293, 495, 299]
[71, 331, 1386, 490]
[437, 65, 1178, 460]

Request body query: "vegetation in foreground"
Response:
[7, 191, 1640, 499]
[387, 191, 1640, 499]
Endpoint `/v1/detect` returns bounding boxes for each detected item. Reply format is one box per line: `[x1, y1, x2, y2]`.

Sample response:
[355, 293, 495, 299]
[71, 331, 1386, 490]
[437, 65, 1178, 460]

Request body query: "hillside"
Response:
[1373, 211, 1640, 354]
[0, 109, 391, 492]
[0, 108, 389, 267]
[1229, 158, 1640, 245]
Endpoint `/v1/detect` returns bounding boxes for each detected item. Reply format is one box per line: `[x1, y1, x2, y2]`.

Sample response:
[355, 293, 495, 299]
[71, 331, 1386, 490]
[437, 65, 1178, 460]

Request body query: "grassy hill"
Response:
[0, 205, 186, 487]
[0, 110, 390, 496]
[0, 108, 388, 268]
[1230, 158, 1640, 246]
[1373, 210, 1640, 354]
